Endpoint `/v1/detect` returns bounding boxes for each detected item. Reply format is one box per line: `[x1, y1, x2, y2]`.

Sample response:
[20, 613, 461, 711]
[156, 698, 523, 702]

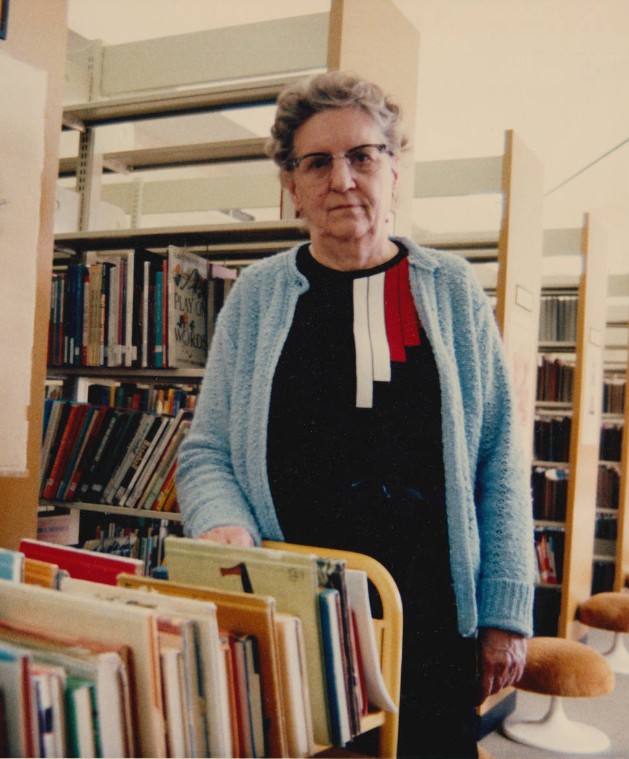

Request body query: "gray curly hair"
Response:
[266, 70, 409, 172]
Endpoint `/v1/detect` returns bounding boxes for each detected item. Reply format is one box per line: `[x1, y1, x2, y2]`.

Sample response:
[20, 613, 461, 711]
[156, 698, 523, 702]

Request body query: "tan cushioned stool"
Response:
[578, 591, 629, 674]
[503, 637, 614, 754]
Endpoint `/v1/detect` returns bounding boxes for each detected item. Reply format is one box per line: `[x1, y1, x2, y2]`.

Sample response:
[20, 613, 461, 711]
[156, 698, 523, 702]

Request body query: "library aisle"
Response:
[480, 628, 629, 759]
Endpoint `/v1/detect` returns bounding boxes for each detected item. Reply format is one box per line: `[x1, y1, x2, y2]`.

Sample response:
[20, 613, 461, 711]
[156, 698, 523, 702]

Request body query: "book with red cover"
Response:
[18, 539, 144, 586]
[42, 403, 89, 501]
[39, 400, 72, 496]
[63, 406, 111, 501]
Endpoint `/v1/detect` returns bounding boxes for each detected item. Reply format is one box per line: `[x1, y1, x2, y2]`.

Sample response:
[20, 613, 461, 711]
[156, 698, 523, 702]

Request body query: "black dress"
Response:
[267, 244, 479, 759]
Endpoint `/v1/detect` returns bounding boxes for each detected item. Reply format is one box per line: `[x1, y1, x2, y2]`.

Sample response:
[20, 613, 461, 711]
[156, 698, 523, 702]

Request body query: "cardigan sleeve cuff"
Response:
[477, 577, 535, 638]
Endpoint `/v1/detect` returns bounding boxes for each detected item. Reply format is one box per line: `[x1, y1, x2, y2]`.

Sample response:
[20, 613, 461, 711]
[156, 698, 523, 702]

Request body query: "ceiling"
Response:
[65, 0, 629, 277]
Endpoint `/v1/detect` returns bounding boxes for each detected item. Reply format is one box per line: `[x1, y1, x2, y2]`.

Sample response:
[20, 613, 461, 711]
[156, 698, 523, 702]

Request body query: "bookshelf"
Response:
[533, 278, 578, 633]
[534, 233, 629, 637]
[612, 327, 629, 591]
[555, 215, 608, 639]
[593, 367, 625, 593]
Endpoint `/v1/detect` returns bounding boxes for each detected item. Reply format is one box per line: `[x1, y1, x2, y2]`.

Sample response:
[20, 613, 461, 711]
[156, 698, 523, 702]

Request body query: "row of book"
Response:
[48, 245, 236, 370]
[35, 506, 174, 575]
[533, 585, 561, 637]
[600, 423, 624, 463]
[82, 380, 199, 417]
[532, 463, 622, 522]
[531, 466, 568, 522]
[597, 463, 621, 510]
[592, 559, 616, 595]
[594, 513, 618, 542]
[602, 378, 626, 415]
[538, 294, 578, 344]
[533, 415, 572, 463]
[534, 527, 565, 586]
[533, 417, 623, 465]
[536, 356, 574, 404]
[591, 559, 616, 595]
[536, 362, 627, 413]
[40, 398, 192, 512]
[0, 537, 396, 758]
[80, 518, 176, 576]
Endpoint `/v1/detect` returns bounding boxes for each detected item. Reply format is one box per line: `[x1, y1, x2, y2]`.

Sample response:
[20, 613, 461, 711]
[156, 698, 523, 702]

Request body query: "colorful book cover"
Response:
[167, 245, 209, 367]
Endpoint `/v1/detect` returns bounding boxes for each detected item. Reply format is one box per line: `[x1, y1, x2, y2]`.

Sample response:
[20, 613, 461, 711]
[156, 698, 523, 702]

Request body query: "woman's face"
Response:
[286, 107, 399, 249]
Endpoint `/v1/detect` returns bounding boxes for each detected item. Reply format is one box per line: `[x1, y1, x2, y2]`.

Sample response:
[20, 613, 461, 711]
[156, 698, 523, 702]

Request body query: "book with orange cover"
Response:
[151, 458, 178, 512]
[19, 538, 143, 586]
[118, 572, 289, 758]
[23, 557, 66, 589]
[221, 631, 241, 758]
[0, 577, 166, 757]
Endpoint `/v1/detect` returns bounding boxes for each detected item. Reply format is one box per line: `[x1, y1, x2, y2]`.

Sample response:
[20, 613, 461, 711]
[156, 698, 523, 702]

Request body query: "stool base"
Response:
[603, 632, 629, 674]
[503, 696, 610, 754]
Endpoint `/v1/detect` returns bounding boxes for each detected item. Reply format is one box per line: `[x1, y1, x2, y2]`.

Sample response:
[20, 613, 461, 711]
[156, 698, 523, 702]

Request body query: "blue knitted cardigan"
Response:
[177, 237, 535, 638]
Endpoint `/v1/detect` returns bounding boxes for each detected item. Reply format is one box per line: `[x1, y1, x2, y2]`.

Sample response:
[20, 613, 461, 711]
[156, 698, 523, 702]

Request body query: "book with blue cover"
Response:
[0, 548, 24, 582]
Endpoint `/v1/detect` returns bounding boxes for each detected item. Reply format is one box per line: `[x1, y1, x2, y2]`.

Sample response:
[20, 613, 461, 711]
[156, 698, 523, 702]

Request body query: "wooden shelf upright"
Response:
[613, 332, 629, 590]
[558, 214, 608, 639]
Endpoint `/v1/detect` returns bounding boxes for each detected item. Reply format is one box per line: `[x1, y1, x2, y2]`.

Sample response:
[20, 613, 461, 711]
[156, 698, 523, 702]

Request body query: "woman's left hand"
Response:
[478, 627, 527, 702]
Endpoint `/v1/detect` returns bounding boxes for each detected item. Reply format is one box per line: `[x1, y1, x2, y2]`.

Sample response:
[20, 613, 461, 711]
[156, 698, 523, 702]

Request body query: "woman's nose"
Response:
[328, 156, 356, 191]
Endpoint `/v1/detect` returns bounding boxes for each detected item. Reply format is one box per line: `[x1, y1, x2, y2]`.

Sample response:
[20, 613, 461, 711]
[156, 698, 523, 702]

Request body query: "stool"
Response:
[502, 637, 614, 754]
[578, 591, 629, 674]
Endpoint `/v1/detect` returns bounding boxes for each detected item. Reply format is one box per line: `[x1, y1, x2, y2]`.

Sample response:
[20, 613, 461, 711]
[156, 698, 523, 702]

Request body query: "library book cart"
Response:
[263, 541, 403, 759]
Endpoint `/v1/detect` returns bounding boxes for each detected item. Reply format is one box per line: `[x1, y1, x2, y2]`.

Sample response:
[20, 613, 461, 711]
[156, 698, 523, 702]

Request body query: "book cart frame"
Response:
[263, 541, 403, 759]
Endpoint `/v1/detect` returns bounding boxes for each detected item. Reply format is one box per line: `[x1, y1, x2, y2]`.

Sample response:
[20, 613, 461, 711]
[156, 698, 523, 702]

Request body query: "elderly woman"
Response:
[177, 70, 535, 759]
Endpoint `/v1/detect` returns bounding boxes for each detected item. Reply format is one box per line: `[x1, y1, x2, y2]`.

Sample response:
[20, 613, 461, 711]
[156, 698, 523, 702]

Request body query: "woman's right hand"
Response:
[197, 525, 254, 546]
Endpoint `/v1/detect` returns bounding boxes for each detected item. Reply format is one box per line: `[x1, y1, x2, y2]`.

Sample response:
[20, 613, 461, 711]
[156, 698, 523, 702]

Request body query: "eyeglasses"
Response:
[287, 143, 392, 182]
